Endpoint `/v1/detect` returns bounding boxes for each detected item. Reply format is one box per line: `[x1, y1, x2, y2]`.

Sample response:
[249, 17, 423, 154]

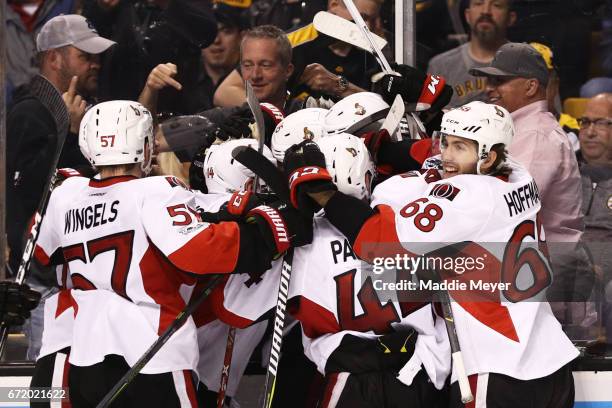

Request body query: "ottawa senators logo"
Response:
[354, 103, 366, 115]
[494, 106, 505, 117]
[429, 183, 461, 201]
[345, 147, 358, 157]
[303, 127, 315, 140]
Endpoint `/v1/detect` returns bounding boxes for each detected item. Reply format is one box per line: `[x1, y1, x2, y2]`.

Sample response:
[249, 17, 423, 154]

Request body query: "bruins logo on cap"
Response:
[354, 103, 366, 115]
[303, 127, 315, 140]
[346, 147, 357, 157]
[608, 195, 612, 210]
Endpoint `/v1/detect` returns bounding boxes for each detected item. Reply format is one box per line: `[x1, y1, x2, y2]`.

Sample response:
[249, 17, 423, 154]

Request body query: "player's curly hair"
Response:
[486, 144, 512, 178]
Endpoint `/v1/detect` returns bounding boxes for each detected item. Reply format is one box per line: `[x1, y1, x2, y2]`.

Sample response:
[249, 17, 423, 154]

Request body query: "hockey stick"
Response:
[380, 94, 406, 137]
[96, 274, 223, 408]
[231, 146, 295, 408]
[341, 0, 427, 137]
[437, 289, 474, 404]
[217, 326, 236, 408]
[312, 11, 388, 54]
[245, 81, 266, 192]
[0, 76, 69, 357]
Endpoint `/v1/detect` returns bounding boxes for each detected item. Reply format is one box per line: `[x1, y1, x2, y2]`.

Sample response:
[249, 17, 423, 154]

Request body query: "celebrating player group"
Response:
[0, 57, 577, 408]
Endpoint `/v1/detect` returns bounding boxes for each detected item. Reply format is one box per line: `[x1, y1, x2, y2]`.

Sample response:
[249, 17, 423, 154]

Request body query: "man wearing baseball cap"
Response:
[7, 14, 114, 368]
[471, 42, 586, 322]
[36, 14, 115, 104]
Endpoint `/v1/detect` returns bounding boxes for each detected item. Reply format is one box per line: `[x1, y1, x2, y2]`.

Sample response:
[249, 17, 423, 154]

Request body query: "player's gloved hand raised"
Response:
[283, 140, 337, 213]
[215, 106, 254, 140]
[0, 282, 41, 327]
[200, 190, 274, 223]
[372, 63, 452, 112]
[360, 129, 391, 163]
[247, 201, 313, 256]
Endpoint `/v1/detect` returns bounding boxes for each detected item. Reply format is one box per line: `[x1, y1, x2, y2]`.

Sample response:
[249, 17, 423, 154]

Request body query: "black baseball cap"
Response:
[213, 1, 250, 30]
[469, 42, 549, 86]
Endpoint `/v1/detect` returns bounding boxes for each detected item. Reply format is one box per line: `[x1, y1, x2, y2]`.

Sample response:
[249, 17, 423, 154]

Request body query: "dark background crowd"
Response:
[3, 0, 612, 364]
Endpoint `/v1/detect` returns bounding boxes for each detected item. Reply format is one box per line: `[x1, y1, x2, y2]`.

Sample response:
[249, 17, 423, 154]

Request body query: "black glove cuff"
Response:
[378, 139, 422, 173]
[235, 223, 274, 276]
[324, 192, 375, 246]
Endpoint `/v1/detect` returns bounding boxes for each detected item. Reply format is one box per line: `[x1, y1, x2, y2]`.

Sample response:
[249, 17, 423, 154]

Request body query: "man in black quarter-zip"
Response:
[577, 93, 612, 343]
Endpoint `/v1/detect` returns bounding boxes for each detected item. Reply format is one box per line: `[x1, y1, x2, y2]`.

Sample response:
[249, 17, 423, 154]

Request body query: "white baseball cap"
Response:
[36, 14, 116, 54]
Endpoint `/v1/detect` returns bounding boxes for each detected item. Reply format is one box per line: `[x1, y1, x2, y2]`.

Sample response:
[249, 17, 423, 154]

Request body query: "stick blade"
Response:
[381, 94, 406, 137]
[313, 11, 387, 53]
[245, 81, 266, 146]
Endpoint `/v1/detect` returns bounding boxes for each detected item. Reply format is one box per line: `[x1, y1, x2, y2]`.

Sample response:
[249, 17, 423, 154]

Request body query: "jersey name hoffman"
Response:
[64, 200, 119, 233]
[503, 179, 540, 217]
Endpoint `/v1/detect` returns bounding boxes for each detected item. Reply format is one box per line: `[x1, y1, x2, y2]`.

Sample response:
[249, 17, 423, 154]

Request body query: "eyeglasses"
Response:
[577, 117, 612, 131]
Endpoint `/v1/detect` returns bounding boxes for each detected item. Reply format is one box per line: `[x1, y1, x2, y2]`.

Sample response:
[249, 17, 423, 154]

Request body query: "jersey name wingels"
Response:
[503, 180, 540, 217]
[64, 200, 120, 233]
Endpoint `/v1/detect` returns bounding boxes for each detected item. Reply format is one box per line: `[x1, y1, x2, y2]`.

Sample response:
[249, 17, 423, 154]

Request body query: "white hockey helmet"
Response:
[439, 101, 514, 174]
[79, 100, 154, 174]
[317, 133, 375, 201]
[203, 139, 276, 194]
[271, 108, 328, 162]
[324, 92, 390, 136]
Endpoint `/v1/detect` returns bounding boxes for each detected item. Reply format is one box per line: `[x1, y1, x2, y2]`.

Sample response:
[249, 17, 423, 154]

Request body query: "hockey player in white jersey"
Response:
[212, 134, 451, 407]
[284, 101, 578, 408]
[189, 138, 272, 406]
[33, 101, 313, 407]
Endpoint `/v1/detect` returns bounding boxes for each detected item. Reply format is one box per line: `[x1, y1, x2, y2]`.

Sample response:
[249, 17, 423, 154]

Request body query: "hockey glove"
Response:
[283, 141, 337, 213]
[372, 63, 451, 112]
[0, 282, 41, 327]
[247, 201, 313, 256]
[200, 190, 271, 223]
[360, 129, 391, 163]
[215, 105, 254, 140]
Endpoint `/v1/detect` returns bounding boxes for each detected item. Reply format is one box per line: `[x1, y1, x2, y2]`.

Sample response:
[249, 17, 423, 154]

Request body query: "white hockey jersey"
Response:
[212, 216, 451, 390]
[35, 175, 240, 373]
[38, 265, 74, 360]
[367, 158, 579, 381]
[189, 193, 268, 397]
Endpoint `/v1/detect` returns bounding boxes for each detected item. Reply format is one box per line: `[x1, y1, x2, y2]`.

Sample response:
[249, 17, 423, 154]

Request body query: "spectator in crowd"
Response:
[530, 41, 581, 151]
[7, 14, 115, 359]
[82, 0, 217, 116]
[195, 2, 250, 111]
[508, 0, 596, 99]
[6, 0, 75, 104]
[471, 42, 583, 244]
[427, 0, 516, 107]
[213, 0, 381, 107]
[157, 25, 299, 162]
[471, 43, 587, 325]
[581, 0, 612, 98]
[576, 93, 612, 340]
